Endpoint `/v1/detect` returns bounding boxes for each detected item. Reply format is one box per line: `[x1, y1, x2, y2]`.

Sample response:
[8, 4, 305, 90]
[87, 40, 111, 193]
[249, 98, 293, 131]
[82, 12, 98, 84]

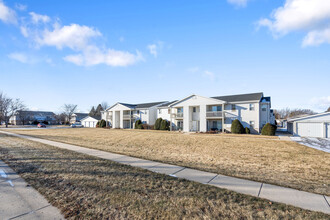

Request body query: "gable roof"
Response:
[158, 100, 178, 108]
[106, 101, 167, 111]
[287, 112, 330, 122]
[169, 94, 226, 107]
[135, 101, 167, 109]
[81, 115, 101, 121]
[211, 92, 263, 103]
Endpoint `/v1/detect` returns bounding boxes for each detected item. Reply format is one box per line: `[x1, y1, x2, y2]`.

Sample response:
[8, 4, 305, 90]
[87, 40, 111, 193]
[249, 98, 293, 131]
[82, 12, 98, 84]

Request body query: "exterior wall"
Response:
[224, 101, 260, 133]
[81, 117, 98, 128]
[148, 106, 158, 125]
[157, 108, 171, 121]
[171, 95, 225, 132]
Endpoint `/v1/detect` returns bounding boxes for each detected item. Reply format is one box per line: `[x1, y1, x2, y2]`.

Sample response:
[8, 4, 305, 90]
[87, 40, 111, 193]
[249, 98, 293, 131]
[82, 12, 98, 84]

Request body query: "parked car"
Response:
[71, 123, 83, 128]
[37, 123, 46, 128]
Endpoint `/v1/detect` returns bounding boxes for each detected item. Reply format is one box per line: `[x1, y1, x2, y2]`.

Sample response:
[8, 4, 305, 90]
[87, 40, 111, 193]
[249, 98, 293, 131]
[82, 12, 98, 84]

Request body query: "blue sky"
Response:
[1, 0, 329, 113]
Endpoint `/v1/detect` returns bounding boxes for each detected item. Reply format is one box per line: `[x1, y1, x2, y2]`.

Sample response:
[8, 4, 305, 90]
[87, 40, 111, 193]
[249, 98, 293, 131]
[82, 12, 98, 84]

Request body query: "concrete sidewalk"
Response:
[0, 160, 64, 220]
[1, 130, 329, 214]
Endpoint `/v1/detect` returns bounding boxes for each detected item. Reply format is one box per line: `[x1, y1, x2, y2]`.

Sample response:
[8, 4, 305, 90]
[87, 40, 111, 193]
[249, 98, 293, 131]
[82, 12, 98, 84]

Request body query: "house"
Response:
[81, 115, 101, 128]
[9, 111, 56, 125]
[157, 92, 274, 133]
[102, 101, 167, 129]
[287, 112, 330, 138]
[70, 113, 89, 124]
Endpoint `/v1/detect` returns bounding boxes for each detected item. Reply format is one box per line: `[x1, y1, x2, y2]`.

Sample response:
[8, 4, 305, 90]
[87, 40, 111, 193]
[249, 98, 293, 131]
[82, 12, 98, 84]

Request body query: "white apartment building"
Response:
[102, 92, 274, 133]
[160, 92, 274, 133]
[101, 101, 167, 129]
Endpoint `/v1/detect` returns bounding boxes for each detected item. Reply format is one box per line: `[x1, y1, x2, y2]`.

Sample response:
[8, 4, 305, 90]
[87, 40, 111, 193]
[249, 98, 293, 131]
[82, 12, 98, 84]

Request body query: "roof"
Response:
[158, 100, 178, 108]
[287, 112, 330, 122]
[73, 113, 89, 117]
[17, 110, 55, 115]
[81, 115, 101, 121]
[135, 101, 167, 109]
[211, 92, 263, 103]
[106, 101, 168, 111]
[170, 94, 226, 107]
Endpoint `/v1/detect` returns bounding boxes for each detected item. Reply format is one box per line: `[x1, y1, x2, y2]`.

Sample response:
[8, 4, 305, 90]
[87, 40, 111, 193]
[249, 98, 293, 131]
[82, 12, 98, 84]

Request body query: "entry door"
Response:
[192, 121, 197, 131]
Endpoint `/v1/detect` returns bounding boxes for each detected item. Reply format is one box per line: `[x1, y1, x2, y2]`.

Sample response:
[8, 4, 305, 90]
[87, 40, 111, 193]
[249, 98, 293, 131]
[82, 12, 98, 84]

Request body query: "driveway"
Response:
[290, 137, 330, 153]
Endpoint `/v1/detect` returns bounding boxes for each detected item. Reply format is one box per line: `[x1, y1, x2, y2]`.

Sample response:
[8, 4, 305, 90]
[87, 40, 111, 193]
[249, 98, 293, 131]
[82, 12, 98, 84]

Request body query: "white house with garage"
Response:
[101, 101, 167, 129]
[163, 92, 274, 133]
[80, 115, 101, 128]
[287, 112, 330, 138]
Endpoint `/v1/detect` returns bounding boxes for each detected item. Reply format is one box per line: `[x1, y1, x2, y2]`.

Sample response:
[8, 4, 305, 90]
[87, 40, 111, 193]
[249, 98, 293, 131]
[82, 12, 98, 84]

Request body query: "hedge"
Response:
[261, 123, 277, 136]
[231, 119, 245, 134]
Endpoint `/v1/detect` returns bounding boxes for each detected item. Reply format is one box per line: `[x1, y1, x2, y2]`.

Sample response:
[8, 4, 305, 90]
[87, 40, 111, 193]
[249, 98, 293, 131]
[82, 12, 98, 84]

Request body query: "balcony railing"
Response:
[123, 114, 135, 119]
[176, 112, 183, 118]
[206, 111, 223, 118]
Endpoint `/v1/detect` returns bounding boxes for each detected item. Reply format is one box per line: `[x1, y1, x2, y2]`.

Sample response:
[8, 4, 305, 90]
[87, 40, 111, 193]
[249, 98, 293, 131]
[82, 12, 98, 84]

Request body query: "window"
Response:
[193, 107, 196, 112]
[212, 106, 222, 112]
[168, 108, 171, 114]
[158, 109, 161, 114]
[250, 121, 255, 128]
[177, 108, 183, 113]
[137, 110, 140, 114]
[262, 107, 266, 111]
[232, 104, 236, 111]
[249, 104, 255, 111]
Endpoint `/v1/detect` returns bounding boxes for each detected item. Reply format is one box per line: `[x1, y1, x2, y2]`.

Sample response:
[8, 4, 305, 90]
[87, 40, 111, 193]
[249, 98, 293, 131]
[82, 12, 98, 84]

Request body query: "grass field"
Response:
[0, 134, 328, 219]
[6, 128, 330, 196]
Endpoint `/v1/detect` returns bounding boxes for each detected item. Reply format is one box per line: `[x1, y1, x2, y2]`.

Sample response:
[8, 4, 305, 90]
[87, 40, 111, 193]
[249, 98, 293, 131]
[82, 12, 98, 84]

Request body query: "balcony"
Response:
[174, 112, 183, 119]
[206, 111, 223, 118]
[123, 114, 135, 120]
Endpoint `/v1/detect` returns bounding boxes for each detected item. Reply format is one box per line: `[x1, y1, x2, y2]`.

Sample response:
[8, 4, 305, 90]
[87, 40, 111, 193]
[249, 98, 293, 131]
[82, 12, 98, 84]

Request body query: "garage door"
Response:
[296, 122, 323, 138]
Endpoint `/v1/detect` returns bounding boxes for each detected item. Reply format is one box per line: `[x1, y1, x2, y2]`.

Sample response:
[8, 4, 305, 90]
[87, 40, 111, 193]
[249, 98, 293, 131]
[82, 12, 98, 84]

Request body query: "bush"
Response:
[32, 120, 39, 125]
[231, 119, 245, 134]
[160, 120, 170, 131]
[42, 121, 49, 125]
[96, 121, 100, 128]
[135, 120, 142, 129]
[245, 127, 250, 134]
[99, 119, 106, 128]
[154, 118, 163, 130]
[261, 123, 277, 136]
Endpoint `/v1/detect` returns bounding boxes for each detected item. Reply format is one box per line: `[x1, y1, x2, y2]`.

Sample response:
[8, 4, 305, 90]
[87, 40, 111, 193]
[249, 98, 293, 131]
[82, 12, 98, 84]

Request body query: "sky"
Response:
[1, 0, 329, 113]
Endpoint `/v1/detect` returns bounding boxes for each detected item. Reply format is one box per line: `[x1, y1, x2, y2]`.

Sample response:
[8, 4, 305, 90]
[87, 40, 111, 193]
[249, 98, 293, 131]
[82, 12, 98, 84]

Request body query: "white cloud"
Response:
[147, 41, 164, 57]
[37, 23, 101, 50]
[203, 70, 215, 81]
[257, 0, 330, 46]
[8, 52, 27, 63]
[15, 3, 26, 11]
[29, 12, 50, 24]
[227, 0, 248, 7]
[63, 46, 144, 67]
[310, 96, 330, 111]
[302, 27, 330, 47]
[0, 0, 17, 24]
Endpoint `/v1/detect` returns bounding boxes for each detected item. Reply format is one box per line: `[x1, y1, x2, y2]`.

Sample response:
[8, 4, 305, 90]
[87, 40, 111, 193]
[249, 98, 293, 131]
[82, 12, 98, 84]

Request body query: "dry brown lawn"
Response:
[0, 134, 328, 219]
[6, 128, 330, 195]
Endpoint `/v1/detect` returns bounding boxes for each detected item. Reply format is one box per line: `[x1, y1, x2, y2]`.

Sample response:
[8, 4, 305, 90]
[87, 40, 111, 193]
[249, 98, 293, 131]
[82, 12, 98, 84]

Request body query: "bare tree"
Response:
[0, 92, 25, 127]
[55, 113, 67, 125]
[101, 102, 109, 111]
[62, 104, 77, 124]
[274, 108, 316, 119]
[17, 110, 31, 125]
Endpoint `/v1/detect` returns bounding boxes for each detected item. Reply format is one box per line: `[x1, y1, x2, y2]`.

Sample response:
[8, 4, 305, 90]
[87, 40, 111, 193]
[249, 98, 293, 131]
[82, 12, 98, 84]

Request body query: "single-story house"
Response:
[70, 113, 89, 124]
[287, 112, 330, 138]
[81, 116, 101, 128]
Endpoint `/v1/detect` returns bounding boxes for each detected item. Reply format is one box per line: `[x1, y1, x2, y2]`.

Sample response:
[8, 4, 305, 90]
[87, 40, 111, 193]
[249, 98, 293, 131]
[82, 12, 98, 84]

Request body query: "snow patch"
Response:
[0, 169, 8, 178]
